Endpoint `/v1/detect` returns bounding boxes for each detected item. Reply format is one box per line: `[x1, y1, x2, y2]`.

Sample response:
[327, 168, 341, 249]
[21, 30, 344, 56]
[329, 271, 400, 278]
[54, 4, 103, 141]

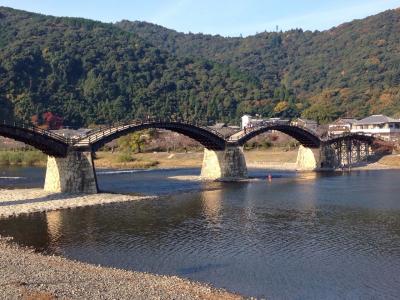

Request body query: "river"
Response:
[0, 166, 400, 299]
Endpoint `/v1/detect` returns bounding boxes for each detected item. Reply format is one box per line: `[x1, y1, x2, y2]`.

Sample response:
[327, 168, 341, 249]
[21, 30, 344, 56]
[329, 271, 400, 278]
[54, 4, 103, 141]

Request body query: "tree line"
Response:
[1, 6, 400, 129]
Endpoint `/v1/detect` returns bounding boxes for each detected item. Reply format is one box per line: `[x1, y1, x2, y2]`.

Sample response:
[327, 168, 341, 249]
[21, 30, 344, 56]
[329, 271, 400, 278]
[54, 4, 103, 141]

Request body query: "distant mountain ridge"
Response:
[0, 7, 265, 127]
[0, 6, 400, 127]
[116, 8, 400, 122]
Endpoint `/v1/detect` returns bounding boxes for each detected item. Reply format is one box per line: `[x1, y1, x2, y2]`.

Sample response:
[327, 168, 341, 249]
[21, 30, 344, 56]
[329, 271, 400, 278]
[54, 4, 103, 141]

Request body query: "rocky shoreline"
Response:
[0, 236, 241, 299]
[0, 188, 156, 218]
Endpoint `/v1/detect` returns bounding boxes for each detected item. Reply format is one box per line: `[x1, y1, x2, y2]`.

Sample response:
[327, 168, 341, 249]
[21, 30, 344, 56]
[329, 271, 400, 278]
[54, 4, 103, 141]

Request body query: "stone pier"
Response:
[296, 145, 323, 171]
[296, 145, 336, 170]
[200, 146, 247, 180]
[44, 150, 98, 193]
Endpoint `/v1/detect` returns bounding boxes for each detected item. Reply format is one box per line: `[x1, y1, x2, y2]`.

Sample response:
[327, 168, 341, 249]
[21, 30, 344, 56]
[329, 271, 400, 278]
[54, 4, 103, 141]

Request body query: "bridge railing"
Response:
[72, 118, 226, 146]
[227, 120, 317, 141]
[322, 131, 376, 143]
[2, 118, 230, 147]
[1, 120, 69, 144]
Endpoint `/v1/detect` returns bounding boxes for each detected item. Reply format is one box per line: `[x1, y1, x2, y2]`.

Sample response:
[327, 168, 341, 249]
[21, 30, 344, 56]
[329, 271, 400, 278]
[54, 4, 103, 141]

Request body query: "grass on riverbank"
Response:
[0, 150, 46, 166]
[0, 148, 298, 170]
[2, 148, 399, 170]
[245, 148, 298, 165]
[94, 151, 203, 169]
[94, 148, 299, 169]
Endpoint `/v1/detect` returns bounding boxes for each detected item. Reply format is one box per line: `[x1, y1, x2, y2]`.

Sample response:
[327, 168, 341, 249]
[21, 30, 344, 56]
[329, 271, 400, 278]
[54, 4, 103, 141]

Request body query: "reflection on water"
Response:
[201, 188, 223, 224]
[1, 168, 400, 298]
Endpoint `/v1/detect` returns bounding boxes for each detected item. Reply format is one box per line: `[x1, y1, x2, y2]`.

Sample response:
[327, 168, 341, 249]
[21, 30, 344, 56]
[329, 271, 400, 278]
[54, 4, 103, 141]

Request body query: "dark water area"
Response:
[0, 166, 46, 189]
[1, 166, 400, 299]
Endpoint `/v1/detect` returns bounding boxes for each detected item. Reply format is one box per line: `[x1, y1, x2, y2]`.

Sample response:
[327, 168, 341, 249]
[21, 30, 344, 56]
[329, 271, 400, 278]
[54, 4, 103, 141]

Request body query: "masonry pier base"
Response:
[200, 146, 247, 180]
[296, 145, 323, 171]
[44, 150, 98, 193]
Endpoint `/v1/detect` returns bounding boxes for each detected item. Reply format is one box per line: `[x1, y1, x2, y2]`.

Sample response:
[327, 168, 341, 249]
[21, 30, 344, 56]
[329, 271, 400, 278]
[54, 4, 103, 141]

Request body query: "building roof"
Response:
[332, 118, 358, 125]
[52, 128, 92, 138]
[354, 115, 400, 125]
[211, 123, 227, 129]
[296, 118, 318, 124]
[208, 125, 238, 136]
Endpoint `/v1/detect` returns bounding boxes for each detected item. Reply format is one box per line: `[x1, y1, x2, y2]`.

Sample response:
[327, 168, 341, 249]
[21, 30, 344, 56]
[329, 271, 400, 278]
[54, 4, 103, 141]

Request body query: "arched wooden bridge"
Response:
[0, 119, 387, 193]
[0, 120, 379, 156]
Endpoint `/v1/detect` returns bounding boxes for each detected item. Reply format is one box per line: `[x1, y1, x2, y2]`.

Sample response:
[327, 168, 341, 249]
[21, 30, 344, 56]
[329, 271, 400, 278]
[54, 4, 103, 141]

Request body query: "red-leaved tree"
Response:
[42, 112, 63, 130]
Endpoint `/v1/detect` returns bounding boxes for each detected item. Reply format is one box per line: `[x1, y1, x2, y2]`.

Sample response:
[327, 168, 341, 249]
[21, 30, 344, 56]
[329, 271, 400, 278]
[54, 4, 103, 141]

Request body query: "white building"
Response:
[241, 115, 289, 129]
[351, 114, 400, 141]
[328, 118, 357, 136]
[241, 115, 265, 129]
[241, 115, 252, 129]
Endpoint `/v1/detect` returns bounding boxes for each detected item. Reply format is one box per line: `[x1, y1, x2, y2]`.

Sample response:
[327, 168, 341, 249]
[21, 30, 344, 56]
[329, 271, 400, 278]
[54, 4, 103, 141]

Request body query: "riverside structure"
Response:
[0, 119, 385, 193]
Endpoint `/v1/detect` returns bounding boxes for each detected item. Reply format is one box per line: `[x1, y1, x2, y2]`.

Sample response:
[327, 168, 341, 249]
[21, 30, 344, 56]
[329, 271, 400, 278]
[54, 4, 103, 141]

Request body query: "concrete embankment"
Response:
[0, 236, 241, 300]
[0, 189, 155, 218]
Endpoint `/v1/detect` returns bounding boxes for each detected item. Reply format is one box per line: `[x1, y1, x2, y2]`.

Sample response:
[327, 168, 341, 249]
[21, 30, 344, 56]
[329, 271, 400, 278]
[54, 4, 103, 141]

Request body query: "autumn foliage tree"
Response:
[42, 112, 63, 130]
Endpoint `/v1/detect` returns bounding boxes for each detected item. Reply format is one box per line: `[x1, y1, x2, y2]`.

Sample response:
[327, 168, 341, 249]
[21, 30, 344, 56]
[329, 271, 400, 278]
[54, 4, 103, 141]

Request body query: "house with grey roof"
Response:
[328, 118, 358, 136]
[351, 114, 400, 141]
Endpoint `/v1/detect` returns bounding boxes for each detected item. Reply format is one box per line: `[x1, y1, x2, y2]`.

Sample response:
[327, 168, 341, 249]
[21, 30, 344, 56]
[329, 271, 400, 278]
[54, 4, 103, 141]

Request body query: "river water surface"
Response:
[0, 167, 400, 299]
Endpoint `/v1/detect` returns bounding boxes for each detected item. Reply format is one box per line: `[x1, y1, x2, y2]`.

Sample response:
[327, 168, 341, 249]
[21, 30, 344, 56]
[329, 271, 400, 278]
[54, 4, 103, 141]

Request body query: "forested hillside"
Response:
[117, 8, 400, 122]
[1, 7, 400, 127]
[0, 7, 270, 127]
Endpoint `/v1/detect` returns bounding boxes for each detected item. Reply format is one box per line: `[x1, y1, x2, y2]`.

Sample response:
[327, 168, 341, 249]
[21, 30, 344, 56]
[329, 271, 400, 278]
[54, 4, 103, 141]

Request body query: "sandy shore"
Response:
[0, 189, 156, 218]
[0, 237, 241, 300]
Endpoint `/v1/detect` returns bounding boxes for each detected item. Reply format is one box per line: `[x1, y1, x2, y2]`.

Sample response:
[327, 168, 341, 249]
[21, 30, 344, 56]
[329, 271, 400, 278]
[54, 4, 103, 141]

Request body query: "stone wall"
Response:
[44, 151, 98, 193]
[200, 146, 247, 180]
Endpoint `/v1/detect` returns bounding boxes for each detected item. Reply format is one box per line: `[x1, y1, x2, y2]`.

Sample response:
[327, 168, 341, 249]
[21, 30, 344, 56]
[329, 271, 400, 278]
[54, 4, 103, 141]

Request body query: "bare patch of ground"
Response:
[377, 154, 400, 168]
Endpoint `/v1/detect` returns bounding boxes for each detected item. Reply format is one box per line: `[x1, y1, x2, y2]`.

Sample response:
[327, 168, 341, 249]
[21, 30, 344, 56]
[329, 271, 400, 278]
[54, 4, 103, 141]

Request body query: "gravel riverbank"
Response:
[0, 189, 243, 299]
[0, 236, 241, 299]
[0, 189, 155, 218]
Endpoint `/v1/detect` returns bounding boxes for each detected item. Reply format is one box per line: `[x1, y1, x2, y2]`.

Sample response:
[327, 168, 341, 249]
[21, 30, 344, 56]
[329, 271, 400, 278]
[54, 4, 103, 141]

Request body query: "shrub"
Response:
[116, 152, 135, 163]
[0, 150, 46, 166]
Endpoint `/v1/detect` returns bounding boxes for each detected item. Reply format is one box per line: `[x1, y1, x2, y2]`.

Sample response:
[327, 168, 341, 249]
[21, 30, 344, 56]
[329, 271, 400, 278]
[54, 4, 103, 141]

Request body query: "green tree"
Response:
[117, 132, 145, 153]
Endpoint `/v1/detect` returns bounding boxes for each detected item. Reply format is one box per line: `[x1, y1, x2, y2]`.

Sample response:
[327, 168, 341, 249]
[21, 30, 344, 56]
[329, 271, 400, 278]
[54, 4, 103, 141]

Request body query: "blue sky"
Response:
[1, 0, 400, 36]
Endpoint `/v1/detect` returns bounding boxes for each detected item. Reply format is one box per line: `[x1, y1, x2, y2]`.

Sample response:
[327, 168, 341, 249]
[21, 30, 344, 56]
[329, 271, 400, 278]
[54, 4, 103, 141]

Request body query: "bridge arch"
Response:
[0, 123, 68, 157]
[44, 121, 227, 194]
[324, 133, 376, 145]
[74, 121, 227, 152]
[231, 124, 321, 148]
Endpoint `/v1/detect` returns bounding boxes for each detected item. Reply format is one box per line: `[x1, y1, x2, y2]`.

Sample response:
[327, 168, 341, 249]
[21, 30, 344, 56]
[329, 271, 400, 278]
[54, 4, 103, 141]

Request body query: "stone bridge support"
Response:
[296, 145, 337, 171]
[297, 144, 360, 171]
[44, 150, 98, 193]
[296, 145, 323, 171]
[200, 146, 247, 180]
